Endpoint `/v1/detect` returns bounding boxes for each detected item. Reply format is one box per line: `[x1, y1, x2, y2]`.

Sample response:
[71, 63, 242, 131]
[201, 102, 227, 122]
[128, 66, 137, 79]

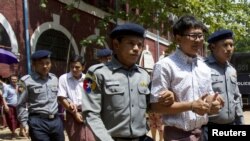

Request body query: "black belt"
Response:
[113, 135, 148, 141]
[29, 113, 57, 119]
[113, 137, 140, 141]
[208, 121, 234, 125]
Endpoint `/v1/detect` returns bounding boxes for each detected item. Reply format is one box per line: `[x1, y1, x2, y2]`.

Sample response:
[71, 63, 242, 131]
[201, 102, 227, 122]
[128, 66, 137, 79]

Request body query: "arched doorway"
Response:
[36, 29, 74, 76]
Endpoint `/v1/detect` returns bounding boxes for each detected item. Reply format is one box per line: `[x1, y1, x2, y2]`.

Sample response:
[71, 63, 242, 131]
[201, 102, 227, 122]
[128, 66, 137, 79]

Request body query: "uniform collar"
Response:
[175, 48, 200, 65]
[109, 56, 139, 71]
[32, 72, 52, 80]
[206, 55, 230, 66]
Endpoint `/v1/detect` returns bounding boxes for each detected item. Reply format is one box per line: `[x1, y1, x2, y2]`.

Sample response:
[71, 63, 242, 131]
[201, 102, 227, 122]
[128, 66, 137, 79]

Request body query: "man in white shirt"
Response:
[57, 55, 95, 141]
[150, 15, 223, 141]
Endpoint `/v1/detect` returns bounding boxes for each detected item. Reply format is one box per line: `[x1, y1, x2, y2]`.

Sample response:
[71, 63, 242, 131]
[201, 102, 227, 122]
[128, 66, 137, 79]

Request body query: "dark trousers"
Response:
[4, 105, 19, 132]
[164, 126, 202, 141]
[28, 115, 64, 141]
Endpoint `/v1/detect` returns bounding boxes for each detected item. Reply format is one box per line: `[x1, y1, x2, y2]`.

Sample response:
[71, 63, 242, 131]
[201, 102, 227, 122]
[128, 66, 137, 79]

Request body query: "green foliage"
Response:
[123, 0, 250, 52]
[39, 0, 48, 8]
[80, 36, 106, 48]
[41, 0, 250, 51]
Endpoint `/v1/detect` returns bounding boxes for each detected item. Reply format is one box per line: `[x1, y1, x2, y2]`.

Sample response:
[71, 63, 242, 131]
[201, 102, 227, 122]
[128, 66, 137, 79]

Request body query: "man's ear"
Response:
[112, 39, 119, 51]
[209, 44, 216, 51]
[175, 35, 181, 43]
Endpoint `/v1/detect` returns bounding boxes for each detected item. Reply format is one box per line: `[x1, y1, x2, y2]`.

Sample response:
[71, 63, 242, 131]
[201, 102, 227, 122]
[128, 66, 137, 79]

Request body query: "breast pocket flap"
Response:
[138, 86, 150, 95]
[105, 81, 125, 95]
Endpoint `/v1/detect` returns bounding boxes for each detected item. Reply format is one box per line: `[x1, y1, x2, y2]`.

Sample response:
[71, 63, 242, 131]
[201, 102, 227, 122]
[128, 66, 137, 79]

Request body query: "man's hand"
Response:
[73, 112, 84, 123]
[208, 93, 224, 115]
[192, 94, 210, 116]
[68, 102, 77, 113]
[158, 90, 175, 106]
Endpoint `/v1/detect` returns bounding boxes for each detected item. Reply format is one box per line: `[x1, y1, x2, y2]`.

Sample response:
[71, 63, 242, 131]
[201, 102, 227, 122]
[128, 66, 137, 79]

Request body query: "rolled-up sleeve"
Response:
[17, 87, 28, 127]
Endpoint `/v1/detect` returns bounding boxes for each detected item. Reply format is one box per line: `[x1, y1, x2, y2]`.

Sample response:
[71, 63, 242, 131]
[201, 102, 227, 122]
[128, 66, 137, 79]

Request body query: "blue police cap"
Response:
[207, 29, 233, 44]
[110, 23, 145, 39]
[97, 48, 112, 57]
[31, 50, 51, 60]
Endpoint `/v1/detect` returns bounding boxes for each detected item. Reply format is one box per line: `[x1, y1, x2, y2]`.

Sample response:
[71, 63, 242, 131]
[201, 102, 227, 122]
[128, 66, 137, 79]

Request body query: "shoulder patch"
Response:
[48, 73, 56, 77]
[83, 73, 97, 94]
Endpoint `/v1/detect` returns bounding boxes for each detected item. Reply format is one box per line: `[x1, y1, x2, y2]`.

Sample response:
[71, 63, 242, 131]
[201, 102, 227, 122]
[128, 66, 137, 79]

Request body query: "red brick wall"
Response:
[1, 0, 169, 78]
[0, 0, 24, 78]
[145, 38, 168, 63]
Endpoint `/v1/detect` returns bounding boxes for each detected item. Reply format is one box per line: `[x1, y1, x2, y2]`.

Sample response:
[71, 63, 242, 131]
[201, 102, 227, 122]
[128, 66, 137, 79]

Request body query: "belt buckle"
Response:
[49, 114, 54, 119]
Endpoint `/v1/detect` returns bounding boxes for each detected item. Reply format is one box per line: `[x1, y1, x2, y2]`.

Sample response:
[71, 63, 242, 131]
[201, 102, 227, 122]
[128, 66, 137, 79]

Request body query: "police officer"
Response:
[17, 50, 64, 141]
[82, 23, 173, 141]
[96, 48, 112, 63]
[203, 29, 244, 141]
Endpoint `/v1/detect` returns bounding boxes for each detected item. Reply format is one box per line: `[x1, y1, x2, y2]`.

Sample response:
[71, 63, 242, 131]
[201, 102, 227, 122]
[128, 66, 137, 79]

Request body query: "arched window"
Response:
[36, 29, 75, 76]
[36, 29, 74, 60]
[0, 24, 11, 50]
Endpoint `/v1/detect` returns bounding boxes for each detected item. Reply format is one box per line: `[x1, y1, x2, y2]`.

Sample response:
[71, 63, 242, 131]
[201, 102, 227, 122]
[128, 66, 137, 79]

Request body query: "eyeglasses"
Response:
[182, 33, 204, 40]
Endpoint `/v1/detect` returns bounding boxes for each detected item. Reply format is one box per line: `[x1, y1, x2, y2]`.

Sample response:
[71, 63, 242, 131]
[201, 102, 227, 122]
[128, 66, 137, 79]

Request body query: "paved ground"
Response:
[1, 108, 249, 141]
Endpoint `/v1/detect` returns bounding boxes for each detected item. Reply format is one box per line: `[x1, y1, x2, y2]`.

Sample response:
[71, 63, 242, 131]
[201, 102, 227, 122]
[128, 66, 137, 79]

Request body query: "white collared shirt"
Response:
[150, 48, 213, 131]
[57, 72, 85, 106]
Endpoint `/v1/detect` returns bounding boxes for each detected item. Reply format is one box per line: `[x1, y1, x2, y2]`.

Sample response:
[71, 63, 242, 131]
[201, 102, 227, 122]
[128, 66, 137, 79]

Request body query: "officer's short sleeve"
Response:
[17, 75, 29, 126]
[82, 64, 114, 141]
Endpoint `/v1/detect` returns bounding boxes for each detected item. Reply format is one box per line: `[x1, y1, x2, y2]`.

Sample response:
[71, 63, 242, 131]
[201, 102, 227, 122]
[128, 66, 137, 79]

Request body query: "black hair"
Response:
[172, 15, 208, 36]
[70, 55, 85, 65]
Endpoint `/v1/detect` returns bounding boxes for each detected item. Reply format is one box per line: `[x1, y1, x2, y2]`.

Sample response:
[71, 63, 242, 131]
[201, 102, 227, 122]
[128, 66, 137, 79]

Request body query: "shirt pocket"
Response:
[230, 76, 237, 93]
[104, 80, 125, 109]
[50, 86, 58, 99]
[30, 86, 46, 101]
[137, 85, 150, 109]
[211, 73, 224, 93]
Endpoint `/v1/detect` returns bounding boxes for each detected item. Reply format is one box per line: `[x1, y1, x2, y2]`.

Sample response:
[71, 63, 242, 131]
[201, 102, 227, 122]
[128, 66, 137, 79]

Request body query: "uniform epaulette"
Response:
[138, 66, 150, 73]
[87, 63, 105, 73]
[20, 75, 30, 81]
[48, 73, 56, 77]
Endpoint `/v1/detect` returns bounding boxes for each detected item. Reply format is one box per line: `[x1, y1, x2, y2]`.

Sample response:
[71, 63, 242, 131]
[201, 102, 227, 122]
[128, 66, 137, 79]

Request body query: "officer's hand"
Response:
[209, 100, 221, 115]
[74, 112, 84, 123]
[158, 90, 175, 106]
[208, 93, 223, 115]
[192, 94, 210, 116]
[68, 103, 77, 113]
[205, 92, 224, 107]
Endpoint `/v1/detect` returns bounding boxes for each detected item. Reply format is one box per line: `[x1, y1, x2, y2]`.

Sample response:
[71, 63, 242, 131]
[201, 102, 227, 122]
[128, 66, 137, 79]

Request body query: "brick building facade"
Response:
[0, 0, 170, 78]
